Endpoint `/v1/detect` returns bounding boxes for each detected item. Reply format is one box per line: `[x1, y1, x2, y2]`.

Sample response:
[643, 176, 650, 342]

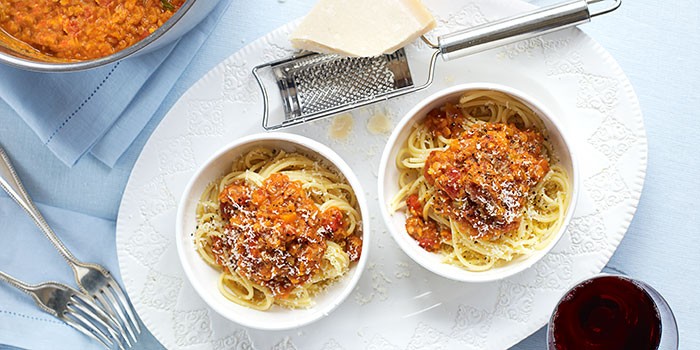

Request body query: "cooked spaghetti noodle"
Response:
[194, 147, 362, 310]
[390, 90, 570, 271]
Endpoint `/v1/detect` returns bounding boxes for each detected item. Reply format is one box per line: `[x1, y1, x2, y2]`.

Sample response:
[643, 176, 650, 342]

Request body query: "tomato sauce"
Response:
[215, 173, 361, 297]
[405, 105, 550, 245]
[422, 102, 467, 139]
[404, 193, 451, 252]
[0, 0, 184, 60]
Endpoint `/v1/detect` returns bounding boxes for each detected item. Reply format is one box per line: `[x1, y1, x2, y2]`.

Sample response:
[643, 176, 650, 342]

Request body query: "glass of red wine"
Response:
[547, 274, 678, 350]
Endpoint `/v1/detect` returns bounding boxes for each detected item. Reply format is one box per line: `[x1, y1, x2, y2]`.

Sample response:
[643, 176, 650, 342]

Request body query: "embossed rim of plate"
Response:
[378, 82, 580, 283]
[175, 132, 370, 330]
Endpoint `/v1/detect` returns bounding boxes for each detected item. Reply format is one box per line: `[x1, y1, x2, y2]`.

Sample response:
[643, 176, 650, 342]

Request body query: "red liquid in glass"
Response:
[549, 276, 662, 350]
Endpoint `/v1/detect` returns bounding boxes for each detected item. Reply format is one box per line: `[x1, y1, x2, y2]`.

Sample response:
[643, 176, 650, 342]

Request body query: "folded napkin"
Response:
[0, 0, 230, 168]
[0, 196, 119, 349]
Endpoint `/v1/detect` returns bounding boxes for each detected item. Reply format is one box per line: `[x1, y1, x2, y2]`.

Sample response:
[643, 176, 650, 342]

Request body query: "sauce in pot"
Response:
[0, 0, 183, 60]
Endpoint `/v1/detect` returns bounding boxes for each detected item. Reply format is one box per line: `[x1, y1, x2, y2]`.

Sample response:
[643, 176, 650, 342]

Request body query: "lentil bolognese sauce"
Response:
[194, 147, 363, 310]
[390, 90, 571, 271]
[0, 0, 183, 60]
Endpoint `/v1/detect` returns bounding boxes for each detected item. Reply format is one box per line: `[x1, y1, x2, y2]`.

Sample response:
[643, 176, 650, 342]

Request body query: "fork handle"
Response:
[0, 271, 54, 316]
[0, 147, 81, 267]
[0, 270, 34, 295]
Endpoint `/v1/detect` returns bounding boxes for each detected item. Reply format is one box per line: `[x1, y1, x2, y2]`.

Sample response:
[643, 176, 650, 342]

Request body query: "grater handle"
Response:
[437, 0, 619, 61]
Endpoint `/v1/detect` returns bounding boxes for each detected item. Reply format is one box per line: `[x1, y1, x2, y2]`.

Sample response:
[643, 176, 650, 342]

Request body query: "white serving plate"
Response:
[116, 0, 647, 348]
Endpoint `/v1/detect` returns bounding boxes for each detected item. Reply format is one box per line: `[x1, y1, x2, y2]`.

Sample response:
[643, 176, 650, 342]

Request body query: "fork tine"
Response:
[95, 288, 136, 346]
[102, 284, 139, 343]
[72, 293, 119, 329]
[108, 281, 142, 334]
[67, 303, 126, 350]
[70, 295, 125, 349]
[69, 302, 113, 336]
[63, 310, 117, 350]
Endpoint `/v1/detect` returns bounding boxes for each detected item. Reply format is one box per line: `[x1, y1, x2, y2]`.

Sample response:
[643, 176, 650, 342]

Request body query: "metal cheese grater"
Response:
[253, 0, 620, 130]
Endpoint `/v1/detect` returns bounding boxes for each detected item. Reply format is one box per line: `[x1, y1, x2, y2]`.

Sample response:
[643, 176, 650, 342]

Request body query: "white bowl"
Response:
[176, 132, 370, 330]
[378, 83, 579, 283]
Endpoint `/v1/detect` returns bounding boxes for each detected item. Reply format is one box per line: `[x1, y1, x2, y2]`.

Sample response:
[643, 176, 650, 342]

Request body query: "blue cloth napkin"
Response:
[0, 196, 119, 349]
[0, 0, 230, 168]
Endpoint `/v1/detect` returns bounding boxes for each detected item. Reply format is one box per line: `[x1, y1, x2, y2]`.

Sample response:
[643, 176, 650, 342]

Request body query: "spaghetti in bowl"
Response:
[378, 83, 578, 283]
[176, 132, 369, 330]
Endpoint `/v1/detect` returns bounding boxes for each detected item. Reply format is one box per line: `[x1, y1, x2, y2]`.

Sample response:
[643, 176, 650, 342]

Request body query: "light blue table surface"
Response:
[0, 0, 698, 349]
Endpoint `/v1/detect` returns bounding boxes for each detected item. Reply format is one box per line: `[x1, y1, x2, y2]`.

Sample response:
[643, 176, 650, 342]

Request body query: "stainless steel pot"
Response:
[0, 1, 221, 72]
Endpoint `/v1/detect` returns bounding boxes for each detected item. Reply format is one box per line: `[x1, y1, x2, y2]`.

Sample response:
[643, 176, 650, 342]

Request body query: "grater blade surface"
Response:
[272, 49, 414, 120]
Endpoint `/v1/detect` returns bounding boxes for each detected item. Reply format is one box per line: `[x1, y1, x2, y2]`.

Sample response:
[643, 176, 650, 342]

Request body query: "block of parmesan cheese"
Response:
[290, 0, 436, 57]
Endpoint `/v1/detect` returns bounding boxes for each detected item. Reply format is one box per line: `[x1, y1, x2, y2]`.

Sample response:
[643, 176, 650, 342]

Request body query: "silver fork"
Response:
[0, 147, 141, 345]
[0, 270, 124, 349]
